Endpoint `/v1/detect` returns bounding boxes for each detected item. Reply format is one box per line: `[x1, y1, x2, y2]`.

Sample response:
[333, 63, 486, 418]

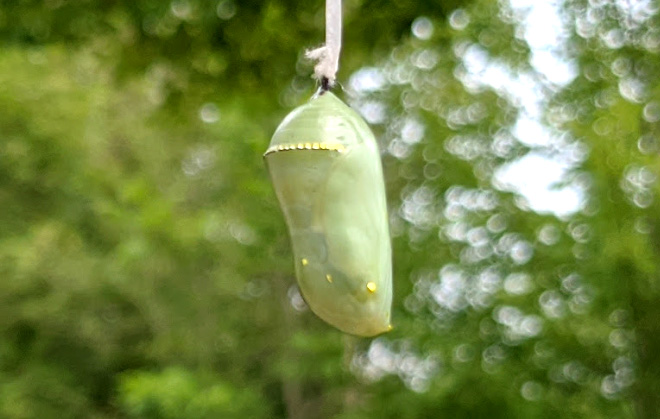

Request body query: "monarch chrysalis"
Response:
[265, 91, 392, 337]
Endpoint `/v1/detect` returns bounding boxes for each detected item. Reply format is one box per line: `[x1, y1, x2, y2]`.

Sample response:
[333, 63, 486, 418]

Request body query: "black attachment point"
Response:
[320, 77, 332, 93]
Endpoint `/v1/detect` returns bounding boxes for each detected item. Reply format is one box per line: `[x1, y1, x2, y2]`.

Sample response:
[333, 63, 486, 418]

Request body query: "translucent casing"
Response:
[264, 92, 392, 337]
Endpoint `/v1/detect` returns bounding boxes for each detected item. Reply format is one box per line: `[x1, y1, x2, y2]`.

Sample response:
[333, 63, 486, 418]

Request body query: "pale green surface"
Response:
[265, 92, 392, 337]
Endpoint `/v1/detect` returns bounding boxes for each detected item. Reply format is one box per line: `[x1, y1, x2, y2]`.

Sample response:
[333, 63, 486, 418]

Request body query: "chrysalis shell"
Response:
[264, 92, 392, 337]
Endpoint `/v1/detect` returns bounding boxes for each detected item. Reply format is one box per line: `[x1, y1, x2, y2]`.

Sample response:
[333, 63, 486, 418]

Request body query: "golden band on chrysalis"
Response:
[264, 142, 346, 156]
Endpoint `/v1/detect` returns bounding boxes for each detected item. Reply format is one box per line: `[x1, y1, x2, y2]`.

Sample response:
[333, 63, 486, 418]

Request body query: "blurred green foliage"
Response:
[0, 0, 659, 418]
[118, 367, 268, 418]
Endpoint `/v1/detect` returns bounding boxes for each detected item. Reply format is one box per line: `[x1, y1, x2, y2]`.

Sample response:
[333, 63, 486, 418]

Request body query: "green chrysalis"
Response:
[265, 91, 392, 337]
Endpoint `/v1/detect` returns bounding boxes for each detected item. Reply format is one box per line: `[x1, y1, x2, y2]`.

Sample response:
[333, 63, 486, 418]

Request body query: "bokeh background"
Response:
[1, 0, 659, 417]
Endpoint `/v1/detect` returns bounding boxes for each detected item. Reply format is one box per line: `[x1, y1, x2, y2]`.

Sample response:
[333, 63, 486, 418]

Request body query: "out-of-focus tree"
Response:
[0, 0, 658, 418]
[553, 1, 660, 416]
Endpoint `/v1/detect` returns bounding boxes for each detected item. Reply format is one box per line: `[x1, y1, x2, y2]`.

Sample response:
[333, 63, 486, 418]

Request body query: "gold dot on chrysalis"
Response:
[301, 258, 308, 266]
[304, 143, 312, 149]
[387, 324, 393, 331]
[312, 143, 320, 149]
[366, 282, 377, 293]
[326, 274, 333, 283]
[297, 143, 304, 149]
